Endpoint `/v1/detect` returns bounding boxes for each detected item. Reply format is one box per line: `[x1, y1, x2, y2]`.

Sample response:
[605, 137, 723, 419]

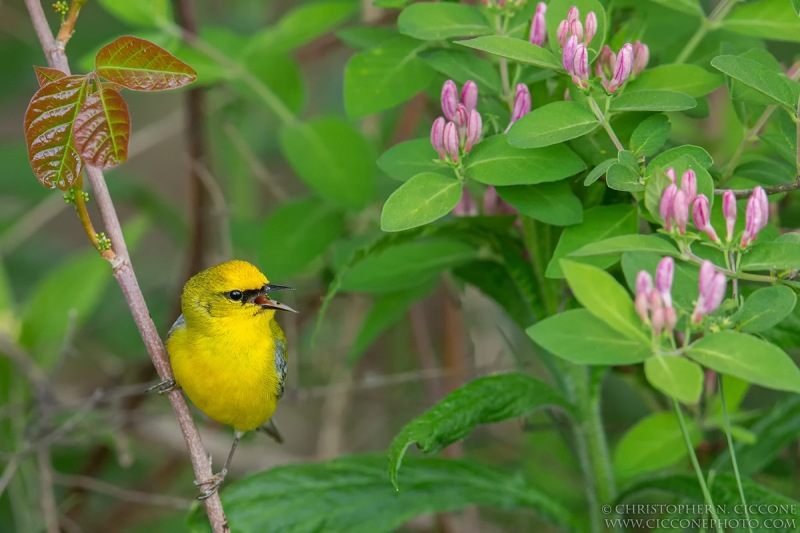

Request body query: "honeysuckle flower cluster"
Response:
[431, 80, 482, 163]
[635, 257, 678, 335]
[658, 167, 769, 249]
[635, 257, 727, 333]
[528, 2, 547, 46]
[556, 6, 649, 93]
[506, 83, 531, 132]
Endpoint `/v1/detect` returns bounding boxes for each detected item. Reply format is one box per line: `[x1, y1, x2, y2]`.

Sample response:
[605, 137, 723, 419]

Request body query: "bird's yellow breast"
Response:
[167, 314, 285, 432]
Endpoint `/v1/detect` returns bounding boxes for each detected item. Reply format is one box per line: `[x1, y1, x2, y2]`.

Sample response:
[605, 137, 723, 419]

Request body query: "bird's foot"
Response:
[146, 378, 179, 395]
[194, 470, 227, 501]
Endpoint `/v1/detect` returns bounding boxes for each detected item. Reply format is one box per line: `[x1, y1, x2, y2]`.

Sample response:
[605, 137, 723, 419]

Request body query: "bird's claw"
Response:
[194, 472, 226, 501]
[146, 378, 178, 395]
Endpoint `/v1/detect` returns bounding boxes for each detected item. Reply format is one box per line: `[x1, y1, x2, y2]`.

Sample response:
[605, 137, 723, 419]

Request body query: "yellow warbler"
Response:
[152, 260, 296, 499]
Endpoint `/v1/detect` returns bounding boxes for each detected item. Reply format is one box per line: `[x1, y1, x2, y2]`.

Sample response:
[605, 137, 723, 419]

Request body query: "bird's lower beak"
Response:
[252, 284, 298, 313]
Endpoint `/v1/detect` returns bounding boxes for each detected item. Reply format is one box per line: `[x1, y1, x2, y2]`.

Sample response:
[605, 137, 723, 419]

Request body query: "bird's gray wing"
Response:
[165, 315, 186, 352]
[274, 338, 287, 399]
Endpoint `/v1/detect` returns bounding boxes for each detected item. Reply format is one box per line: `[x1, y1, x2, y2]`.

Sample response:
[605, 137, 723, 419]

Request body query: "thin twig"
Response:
[0, 458, 18, 500]
[55, 0, 86, 47]
[22, 2, 228, 530]
[53, 473, 192, 510]
[222, 121, 289, 202]
[714, 178, 800, 198]
[37, 449, 60, 533]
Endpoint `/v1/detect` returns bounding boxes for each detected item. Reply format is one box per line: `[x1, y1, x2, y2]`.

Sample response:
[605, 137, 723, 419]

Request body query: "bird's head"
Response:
[181, 260, 296, 325]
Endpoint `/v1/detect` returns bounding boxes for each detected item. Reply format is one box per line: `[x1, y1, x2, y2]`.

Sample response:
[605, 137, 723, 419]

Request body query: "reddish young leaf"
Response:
[94, 36, 197, 91]
[24, 75, 89, 189]
[33, 66, 67, 88]
[73, 83, 131, 169]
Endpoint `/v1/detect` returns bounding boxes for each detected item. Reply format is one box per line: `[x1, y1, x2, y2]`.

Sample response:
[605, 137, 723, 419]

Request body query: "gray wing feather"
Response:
[274, 338, 287, 399]
[166, 315, 186, 349]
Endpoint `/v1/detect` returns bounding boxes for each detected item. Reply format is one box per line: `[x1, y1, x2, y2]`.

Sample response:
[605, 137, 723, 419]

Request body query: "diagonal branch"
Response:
[22, 1, 229, 531]
[714, 177, 800, 198]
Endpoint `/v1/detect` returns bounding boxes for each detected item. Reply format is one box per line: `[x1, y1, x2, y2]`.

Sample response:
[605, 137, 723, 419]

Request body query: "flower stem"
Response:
[587, 95, 624, 152]
[673, 399, 724, 533]
[718, 376, 752, 532]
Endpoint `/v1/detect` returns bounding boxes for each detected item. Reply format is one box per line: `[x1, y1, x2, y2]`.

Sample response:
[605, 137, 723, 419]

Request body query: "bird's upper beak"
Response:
[250, 283, 298, 313]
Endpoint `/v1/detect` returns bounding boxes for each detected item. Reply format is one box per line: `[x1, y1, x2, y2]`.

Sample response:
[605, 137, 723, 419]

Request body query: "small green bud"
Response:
[96, 233, 112, 251]
[52, 1, 68, 17]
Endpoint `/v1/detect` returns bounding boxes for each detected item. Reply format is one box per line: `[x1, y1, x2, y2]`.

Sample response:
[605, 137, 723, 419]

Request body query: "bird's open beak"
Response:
[252, 284, 298, 313]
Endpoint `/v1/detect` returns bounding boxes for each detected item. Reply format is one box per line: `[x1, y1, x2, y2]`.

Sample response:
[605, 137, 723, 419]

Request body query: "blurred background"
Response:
[2, 1, 800, 532]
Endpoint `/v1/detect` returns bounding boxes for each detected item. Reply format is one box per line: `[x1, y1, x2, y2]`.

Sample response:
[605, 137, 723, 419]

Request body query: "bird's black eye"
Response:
[229, 290, 243, 301]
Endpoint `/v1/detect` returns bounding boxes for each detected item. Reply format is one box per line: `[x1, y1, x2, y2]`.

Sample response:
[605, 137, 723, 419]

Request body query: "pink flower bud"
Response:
[465, 109, 482, 152]
[443, 121, 460, 162]
[633, 40, 649, 76]
[535, 1, 546, 16]
[563, 35, 579, 74]
[681, 169, 697, 203]
[454, 103, 469, 136]
[693, 261, 726, 322]
[664, 306, 677, 333]
[635, 291, 649, 323]
[692, 194, 720, 243]
[722, 190, 737, 242]
[659, 183, 677, 230]
[570, 19, 583, 42]
[740, 187, 767, 248]
[509, 83, 531, 127]
[441, 80, 459, 121]
[460, 80, 478, 112]
[672, 190, 689, 234]
[636, 270, 653, 295]
[557, 19, 569, 47]
[567, 6, 580, 24]
[584, 12, 597, 44]
[608, 43, 633, 93]
[530, 7, 547, 46]
[665, 167, 676, 184]
[572, 44, 589, 82]
[650, 302, 665, 336]
[430, 117, 446, 159]
[655, 256, 674, 308]
[453, 187, 477, 217]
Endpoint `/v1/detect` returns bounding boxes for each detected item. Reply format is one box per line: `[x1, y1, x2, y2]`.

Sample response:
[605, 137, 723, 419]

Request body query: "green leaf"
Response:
[723, 0, 800, 43]
[388, 373, 572, 488]
[456, 36, 561, 69]
[613, 412, 701, 480]
[687, 331, 800, 393]
[644, 0, 702, 15]
[377, 139, 441, 181]
[344, 36, 434, 119]
[711, 395, 800, 475]
[618, 473, 799, 519]
[583, 158, 615, 186]
[711, 55, 800, 111]
[336, 27, 398, 50]
[546, 0, 607, 60]
[381, 173, 462, 232]
[736, 285, 797, 333]
[606, 163, 642, 192]
[241, 51, 305, 114]
[72, 83, 130, 169]
[561, 260, 649, 343]
[527, 309, 650, 365]
[610, 90, 696, 112]
[571, 234, 679, 258]
[244, 1, 358, 54]
[398, 3, 492, 40]
[33, 66, 66, 87]
[94, 36, 197, 91]
[348, 283, 435, 365]
[464, 135, 587, 185]
[794, 0, 800, 15]
[507, 101, 599, 148]
[496, 182, 583, 226]
[340, 239, 478, 292]
[630, 114, 671, 157]
[546, 204, 639, 278]
[419, 49, 502, 94]
[187, 455, 578, 533]
[259, 198, 344, 280]
[740, 242, 800, 271]
[95, 0, 172, 27]
[24, 75, 88, 189]
[644, 356, 704, 405]
[19, 217, 150, 360]
[626, 64, 722, 97]
[647, 144, 713, 171]
[279, 116, 373, 209]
